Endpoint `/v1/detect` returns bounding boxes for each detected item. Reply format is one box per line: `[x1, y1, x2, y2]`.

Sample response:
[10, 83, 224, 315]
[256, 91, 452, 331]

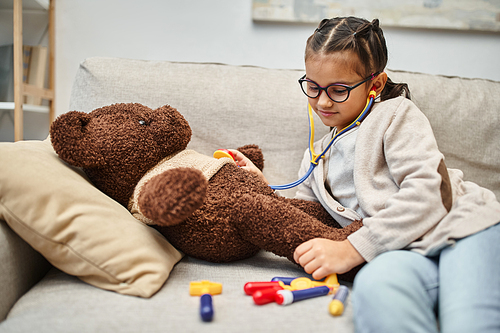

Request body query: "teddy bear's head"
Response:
[50, 103, 192, 206]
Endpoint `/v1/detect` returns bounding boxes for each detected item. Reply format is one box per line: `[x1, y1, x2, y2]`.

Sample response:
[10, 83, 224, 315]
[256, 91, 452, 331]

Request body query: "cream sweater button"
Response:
[337, 206, 345, 212]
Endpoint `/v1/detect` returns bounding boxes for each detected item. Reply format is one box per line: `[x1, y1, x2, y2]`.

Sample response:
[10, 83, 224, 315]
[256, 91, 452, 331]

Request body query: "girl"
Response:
[234, 17, 500, 333]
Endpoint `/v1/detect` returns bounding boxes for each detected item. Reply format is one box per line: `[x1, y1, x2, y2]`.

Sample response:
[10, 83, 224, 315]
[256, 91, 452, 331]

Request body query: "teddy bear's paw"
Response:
[138, 168, 207, 226]
[237, 144, 264, 171]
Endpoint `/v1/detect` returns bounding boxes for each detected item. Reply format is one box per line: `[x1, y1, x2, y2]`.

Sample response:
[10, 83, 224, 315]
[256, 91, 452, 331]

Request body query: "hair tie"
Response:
[315, 18, 330, 35]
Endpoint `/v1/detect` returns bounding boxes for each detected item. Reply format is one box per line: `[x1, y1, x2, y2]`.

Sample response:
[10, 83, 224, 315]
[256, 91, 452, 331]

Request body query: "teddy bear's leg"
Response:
[231, 193, 363, 281]
[138, 168, 207, 226]
[277, 197, 343, 229]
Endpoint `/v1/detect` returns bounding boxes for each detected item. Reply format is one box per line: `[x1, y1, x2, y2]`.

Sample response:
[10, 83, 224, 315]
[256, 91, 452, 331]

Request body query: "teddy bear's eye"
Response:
[139, 120, 148, 126]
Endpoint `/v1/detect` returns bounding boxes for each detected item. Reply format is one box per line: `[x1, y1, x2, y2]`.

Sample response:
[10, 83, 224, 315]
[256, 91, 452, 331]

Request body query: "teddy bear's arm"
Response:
[138, 168, 207, 226]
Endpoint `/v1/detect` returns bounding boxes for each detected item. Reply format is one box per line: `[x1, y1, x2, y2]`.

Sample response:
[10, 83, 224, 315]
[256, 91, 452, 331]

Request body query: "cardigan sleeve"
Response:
[348, 98, 453, 262]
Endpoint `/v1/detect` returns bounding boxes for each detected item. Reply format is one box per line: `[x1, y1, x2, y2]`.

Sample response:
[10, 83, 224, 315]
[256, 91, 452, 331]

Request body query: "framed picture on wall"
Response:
[252, 0, 500, 32]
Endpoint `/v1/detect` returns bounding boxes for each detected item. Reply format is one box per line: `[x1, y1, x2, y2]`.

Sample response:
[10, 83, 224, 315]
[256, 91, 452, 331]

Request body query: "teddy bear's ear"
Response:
[49, 111, 97, 168]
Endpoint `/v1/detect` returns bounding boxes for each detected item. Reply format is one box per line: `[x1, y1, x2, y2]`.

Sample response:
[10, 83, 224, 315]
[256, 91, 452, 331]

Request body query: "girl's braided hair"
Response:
[306, 17, 410, 101]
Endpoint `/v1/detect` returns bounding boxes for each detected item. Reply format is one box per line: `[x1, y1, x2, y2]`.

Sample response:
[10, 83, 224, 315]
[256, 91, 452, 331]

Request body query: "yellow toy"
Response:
[289, 273, 339, 292]
[329, 285, 349, 316]
[213, 149, 236, 161]
[189, 280, 222, 322]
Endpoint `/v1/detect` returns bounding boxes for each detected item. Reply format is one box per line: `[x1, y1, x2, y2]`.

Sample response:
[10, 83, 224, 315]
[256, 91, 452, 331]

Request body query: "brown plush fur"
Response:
[50, 103, 363, 282]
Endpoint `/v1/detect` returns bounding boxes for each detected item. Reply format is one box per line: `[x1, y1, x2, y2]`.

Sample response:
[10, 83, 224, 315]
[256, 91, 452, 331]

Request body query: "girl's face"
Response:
[304, 52, 374, 130]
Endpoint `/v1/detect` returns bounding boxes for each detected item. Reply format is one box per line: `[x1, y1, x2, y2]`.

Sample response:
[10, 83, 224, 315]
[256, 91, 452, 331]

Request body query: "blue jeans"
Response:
[352, 222, 500, 333]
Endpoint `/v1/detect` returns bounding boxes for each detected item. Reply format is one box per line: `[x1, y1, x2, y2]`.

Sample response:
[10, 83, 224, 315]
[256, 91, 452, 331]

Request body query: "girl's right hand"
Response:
[230, 149, 269, 185]
[294, 238, 365, 280]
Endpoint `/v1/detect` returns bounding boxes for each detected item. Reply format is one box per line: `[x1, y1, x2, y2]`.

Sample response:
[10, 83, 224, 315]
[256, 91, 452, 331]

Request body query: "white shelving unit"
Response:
[0, 102, 50, 114]
[0, 0, 54, 141]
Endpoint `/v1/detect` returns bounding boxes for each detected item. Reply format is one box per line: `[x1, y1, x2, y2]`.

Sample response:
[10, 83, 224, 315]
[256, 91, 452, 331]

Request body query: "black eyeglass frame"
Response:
[298, 72, 380, 103]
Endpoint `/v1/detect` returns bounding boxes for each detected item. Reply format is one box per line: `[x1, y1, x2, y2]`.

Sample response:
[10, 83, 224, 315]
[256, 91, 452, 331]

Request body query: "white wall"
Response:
[55, 0, 500, 119]
[2, 0, 500, 140]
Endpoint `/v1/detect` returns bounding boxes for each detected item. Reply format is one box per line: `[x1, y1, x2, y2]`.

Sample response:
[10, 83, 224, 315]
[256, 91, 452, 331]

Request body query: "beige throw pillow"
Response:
[0, 138, 183, 298]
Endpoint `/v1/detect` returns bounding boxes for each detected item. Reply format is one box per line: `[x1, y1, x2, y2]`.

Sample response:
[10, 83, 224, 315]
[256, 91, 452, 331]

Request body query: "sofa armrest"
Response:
[0, 220, 51, 321]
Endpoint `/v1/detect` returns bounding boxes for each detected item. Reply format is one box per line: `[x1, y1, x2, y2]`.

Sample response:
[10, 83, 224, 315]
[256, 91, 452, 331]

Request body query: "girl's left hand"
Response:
[293, 239, 365, 280]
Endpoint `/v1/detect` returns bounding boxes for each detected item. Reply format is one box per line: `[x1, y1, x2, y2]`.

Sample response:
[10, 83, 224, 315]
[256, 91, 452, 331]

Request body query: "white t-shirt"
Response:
[326, 127, 367, 218]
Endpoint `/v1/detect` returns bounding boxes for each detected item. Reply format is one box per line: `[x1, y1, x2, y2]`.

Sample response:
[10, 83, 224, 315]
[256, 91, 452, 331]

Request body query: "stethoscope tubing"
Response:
[270, 90, 376, 191]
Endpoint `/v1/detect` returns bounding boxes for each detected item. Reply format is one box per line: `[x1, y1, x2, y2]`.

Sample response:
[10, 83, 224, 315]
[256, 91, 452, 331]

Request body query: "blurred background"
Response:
[1, 0, 499, 141]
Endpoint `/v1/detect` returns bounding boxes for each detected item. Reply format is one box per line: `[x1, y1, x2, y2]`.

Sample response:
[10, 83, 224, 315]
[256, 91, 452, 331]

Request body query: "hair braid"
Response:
[306, 17, 410, 101]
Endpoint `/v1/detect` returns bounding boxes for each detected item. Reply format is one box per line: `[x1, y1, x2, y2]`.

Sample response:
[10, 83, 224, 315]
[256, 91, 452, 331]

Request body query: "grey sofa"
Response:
[1, 57, 499, 332]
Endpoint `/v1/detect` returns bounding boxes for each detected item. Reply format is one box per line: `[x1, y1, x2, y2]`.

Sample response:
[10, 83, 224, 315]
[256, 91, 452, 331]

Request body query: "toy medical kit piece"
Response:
[213, 149, 236, 162]
[271, 277, 296, 285]
[290, 274, 339, 292]
[275, 286, 331, 306]
[244, 281, 285, 295]
[329, 285, 349, 316]
[189, 280, 222, 322]
[244, 281, 292, 305]
[252, 287, 284, 305]
[245, 274, 338, 306]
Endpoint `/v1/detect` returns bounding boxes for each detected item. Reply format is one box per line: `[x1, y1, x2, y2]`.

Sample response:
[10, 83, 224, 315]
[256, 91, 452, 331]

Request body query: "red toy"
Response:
[245, 274, 339, 306]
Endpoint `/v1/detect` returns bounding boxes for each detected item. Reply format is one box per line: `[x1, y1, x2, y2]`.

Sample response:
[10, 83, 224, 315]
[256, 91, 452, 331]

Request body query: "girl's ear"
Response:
[49, 111, 98, 168]
[372, 72, 388, 97]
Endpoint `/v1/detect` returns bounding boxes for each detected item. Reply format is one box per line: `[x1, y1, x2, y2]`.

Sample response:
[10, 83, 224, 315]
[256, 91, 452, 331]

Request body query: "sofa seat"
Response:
[1, 251, 354, 332]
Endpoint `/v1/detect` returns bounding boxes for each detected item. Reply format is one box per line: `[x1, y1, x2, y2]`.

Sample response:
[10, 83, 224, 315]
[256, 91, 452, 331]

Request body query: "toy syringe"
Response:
[329, 285, 349, 316]
[275, 285, 331, 305]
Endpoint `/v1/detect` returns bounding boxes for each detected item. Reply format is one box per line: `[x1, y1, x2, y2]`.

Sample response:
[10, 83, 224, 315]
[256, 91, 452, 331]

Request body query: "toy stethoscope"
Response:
[269, 88, 377, 191]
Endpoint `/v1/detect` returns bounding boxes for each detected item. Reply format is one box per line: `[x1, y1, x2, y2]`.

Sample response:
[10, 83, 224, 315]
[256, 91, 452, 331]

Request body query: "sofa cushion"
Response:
[1, 252, 355, 332]
[68, 57, 331, 198]
[0, 138, 182, 298]
[67, 58, 499, 200]
[0, 220, 50, 321]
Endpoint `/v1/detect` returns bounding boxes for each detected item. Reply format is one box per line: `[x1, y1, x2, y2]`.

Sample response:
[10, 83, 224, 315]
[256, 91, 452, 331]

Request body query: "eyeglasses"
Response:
[299, 72, 380, 103]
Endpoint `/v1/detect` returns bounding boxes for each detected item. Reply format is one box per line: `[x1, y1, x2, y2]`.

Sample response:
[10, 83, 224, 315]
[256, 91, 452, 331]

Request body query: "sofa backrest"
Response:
[69, 57, 500, 199]
[69, 58, 329, 198]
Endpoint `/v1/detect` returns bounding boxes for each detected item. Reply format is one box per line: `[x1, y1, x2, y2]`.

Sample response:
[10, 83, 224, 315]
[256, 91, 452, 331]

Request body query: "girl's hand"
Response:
[293, 239, 365, 280]
[230, 149, 269, 185]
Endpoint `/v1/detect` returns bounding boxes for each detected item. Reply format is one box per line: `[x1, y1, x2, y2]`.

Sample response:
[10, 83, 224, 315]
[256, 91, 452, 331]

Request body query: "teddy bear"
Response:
[50, 103, 363, 281]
